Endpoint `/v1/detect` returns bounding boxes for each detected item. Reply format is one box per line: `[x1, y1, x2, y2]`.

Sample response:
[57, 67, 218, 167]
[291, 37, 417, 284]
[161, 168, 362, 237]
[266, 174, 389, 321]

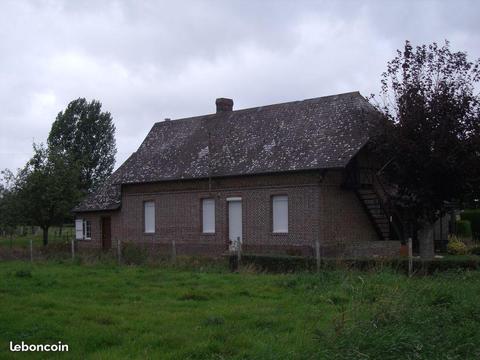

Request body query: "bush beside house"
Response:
[461, 210, 480, 241]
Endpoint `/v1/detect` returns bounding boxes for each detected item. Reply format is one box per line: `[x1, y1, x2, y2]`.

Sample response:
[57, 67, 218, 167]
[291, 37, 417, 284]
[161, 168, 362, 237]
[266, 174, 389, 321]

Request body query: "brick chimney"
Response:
[215, 98, 233, 113]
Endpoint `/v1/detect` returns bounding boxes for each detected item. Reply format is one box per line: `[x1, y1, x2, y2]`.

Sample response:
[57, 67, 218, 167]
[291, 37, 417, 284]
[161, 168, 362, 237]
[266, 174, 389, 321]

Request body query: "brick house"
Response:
[73, 92, 402, 258]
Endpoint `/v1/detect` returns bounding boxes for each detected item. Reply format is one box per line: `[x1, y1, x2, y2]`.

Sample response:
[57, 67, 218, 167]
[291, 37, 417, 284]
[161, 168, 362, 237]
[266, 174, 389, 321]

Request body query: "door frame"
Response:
[227, 197, 243, 251]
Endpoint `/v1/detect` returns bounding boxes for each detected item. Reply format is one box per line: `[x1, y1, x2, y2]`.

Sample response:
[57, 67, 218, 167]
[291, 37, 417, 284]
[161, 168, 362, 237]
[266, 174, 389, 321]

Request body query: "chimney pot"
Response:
[215, 98, 233, 113]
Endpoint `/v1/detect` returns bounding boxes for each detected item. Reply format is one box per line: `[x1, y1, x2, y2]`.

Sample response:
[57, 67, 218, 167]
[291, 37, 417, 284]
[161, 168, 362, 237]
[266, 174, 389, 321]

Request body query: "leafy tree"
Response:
[15, 144, 81, 245]
[371, 41, 480, 258]
[0, 170, 20, 236]
[48, 98, 116, 194]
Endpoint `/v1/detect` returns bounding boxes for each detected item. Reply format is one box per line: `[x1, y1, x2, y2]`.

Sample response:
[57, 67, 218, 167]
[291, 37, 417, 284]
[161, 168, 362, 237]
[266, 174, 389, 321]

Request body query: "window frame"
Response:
[83, 219, 92, 240]
[143, 200, 156, 234]
[272, 194, 289, 234]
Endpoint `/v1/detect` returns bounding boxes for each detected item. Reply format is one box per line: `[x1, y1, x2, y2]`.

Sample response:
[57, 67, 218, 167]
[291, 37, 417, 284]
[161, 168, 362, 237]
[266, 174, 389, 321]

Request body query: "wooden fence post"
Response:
[408, 237, 413, 277]
[171, 239, 177, 264]
[117, 238, 122, 265]
[29, 239, 33, 263]
[315, 240, 320, 273]
[71, 238, 75, 261]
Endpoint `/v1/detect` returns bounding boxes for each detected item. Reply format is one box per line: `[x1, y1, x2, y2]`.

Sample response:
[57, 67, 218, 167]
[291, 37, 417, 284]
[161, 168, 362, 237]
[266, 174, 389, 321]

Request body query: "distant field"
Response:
[0, 227, 73, 248]
[0, 261, 479, 359]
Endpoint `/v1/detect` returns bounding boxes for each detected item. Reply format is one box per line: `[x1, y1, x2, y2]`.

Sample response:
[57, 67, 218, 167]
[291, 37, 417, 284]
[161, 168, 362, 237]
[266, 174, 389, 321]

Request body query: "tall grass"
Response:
[0, 261, 479, 359]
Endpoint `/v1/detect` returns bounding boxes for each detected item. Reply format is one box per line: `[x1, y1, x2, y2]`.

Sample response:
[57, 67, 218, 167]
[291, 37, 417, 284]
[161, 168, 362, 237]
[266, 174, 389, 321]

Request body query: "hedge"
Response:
[456, 219, 472, 239]
[238, 254, 480, 274]
[461, 210, 480, 240]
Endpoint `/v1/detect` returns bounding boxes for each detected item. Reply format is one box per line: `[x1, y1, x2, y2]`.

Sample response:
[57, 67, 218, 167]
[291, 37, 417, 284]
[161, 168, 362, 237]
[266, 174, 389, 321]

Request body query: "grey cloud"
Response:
[1, 0, 479, 173]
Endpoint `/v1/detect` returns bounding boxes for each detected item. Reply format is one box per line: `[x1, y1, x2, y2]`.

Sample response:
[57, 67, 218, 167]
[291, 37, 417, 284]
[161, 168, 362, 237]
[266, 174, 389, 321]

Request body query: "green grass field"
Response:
[0, 261, 479, 359]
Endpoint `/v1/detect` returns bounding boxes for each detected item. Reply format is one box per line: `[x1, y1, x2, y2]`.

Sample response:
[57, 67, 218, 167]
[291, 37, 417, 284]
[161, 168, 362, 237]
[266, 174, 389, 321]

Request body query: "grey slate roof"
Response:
[73, 153, 136, 212]
[74, 91, 379, 212]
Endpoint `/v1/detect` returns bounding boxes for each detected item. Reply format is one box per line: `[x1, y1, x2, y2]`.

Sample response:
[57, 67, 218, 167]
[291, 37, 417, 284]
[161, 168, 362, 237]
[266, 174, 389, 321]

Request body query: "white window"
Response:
[272, 195, 288, 233]
[144, 201, 155, 233]
[75, 219, 91, 240]
[202, 198, 215, 233]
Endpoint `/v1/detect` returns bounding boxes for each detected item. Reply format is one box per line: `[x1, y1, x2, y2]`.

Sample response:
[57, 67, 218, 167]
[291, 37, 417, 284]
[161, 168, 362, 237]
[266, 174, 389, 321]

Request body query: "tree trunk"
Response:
[418, 224, 435, 259]
[42, 227, 49, 246]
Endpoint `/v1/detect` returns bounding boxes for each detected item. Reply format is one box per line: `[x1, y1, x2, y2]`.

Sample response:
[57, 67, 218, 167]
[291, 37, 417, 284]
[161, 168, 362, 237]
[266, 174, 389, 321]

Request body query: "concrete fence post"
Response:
[117, 238, 122, 265]
[29, 239, 33, 263]
[315, 240, 320, 273]
[237, 237, 241, 264]
[408, 237, 413, 277]
[171, 239, 177, 264]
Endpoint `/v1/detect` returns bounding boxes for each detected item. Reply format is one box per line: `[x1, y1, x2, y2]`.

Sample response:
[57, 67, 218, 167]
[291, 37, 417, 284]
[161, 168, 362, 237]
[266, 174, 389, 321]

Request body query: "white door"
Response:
[228, 200, 242, 251]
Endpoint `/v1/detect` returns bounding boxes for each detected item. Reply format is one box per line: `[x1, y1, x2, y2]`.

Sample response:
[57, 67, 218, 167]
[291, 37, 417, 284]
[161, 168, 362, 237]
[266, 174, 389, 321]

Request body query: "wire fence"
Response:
[0, 236, 412, 273]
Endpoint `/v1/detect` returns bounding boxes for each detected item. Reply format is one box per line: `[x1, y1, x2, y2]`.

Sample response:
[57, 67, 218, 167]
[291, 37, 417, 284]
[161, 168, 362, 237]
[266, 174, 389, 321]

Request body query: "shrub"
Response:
[469, 246, 480, 256]
[447, 235, 467, 255]
[121, 242, 148, 265]
[456, 219, 472, 239]
[461, 209, 480, 240]
[240, 254, 315, 272]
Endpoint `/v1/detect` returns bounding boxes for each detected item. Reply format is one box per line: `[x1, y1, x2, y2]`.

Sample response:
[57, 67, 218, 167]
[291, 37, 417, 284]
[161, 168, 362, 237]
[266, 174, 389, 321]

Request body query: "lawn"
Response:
[0, 261, 479, 359]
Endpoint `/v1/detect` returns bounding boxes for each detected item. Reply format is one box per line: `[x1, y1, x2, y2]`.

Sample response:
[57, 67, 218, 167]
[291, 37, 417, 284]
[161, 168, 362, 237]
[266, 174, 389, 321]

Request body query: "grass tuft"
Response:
[14, 269, 32, 278]
[202, 316, 225, 326]
[178, 292, 210, 301]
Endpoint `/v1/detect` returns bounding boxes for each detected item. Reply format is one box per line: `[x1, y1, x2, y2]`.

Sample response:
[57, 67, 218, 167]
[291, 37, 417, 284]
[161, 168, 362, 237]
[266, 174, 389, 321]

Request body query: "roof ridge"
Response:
[153, 91, 362, 126]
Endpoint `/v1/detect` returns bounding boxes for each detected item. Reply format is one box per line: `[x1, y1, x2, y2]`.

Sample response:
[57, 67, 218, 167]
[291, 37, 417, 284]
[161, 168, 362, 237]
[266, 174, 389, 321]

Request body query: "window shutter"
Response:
[202, 198, 215, 233]
[273, 195, 288, 233]
[144, 201, 155, 233]
[75, 219, 84, 240]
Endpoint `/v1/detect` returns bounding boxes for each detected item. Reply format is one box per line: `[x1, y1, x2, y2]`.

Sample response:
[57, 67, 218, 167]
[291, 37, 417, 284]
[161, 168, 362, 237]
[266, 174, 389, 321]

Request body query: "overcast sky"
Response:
[1, 0, 479, 173]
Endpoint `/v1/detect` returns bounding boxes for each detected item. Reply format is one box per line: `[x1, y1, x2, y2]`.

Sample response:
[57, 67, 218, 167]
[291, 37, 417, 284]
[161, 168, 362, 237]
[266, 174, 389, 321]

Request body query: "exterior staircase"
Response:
[356, 187, 391, 240]
[347, 166, 403, 241]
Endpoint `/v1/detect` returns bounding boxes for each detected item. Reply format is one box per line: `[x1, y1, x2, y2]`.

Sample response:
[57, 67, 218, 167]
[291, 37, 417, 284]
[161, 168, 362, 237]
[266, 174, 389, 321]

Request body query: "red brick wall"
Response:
[76, 170, 400, 257]
[75, 211, 121, 252]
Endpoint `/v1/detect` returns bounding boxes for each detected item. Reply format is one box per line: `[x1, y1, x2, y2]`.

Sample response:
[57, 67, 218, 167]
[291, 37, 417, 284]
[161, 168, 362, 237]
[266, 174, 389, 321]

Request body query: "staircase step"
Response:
[360, 197, 379, 203]
[358, 188, 375, 193]
[359, 192, 377, 197]
[358, 190, 376, 195]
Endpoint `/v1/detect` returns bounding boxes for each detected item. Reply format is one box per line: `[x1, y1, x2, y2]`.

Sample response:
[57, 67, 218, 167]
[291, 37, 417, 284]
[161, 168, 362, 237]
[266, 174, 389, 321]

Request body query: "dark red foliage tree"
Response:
[371, 41, 480, 258]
